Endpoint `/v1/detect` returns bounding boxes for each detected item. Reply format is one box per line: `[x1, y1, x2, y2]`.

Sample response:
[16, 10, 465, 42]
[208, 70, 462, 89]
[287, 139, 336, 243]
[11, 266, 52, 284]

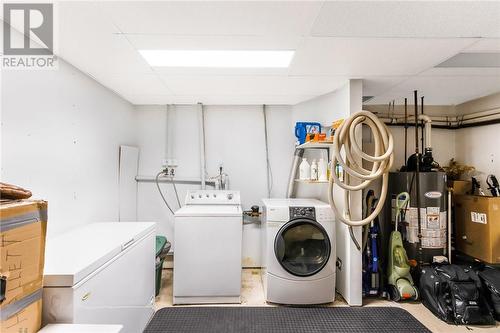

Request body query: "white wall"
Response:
[292, 81, 351, 199]
[385, 127, 456, 170]
[134, 104, 294, 266]
[293, 83, 349, 125]
[292, 79, 363, 306]
[455, 124, 500, 184]
[366, 92, 500, 183]
[363, 104, 457, 171]
[455, 92, 500, 185]
[1, 59, 137, 237]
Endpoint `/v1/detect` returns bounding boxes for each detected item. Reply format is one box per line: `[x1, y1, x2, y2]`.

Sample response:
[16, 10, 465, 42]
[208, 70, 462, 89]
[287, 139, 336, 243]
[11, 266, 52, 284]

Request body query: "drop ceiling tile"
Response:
[312, 2, 500, 38]
[126, 94, 175, 105]
[96, 74, 172, 97]
[159, 75, 347, 97]
[435, 53, 500, 68]
[99, 1, 322, 36]
[420, 67, 500, 77]
[184, 94, 317, 105]
[126, 33, 301, 50]
[36, 2, 500, 106]
[366, 75, 500, 106]
[127, 94, 315, 106]
[152, 67, 291, 76]
[289, 37, 477, 76]
[58, 2, 153, 75]
[362, 77, 410, 97]
[464, 38, 500, 52]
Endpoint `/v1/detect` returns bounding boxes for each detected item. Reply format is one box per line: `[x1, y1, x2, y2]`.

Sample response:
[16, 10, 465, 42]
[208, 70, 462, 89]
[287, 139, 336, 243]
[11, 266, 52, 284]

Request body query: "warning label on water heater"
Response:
[471, 212, 487, 224]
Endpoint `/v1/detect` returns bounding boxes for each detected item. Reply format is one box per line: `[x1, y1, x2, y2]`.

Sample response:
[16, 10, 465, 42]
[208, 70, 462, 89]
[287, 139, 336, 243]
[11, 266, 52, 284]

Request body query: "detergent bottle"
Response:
[299, 158, 311, 180]
[318, 158, 327, 181]
[311, 159, 318, 181]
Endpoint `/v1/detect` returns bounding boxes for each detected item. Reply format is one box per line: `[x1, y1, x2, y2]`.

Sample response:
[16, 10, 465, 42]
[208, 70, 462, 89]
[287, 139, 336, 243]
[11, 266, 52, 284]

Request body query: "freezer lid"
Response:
[43, 222, 156, 287]
[174, 205, 242, 217]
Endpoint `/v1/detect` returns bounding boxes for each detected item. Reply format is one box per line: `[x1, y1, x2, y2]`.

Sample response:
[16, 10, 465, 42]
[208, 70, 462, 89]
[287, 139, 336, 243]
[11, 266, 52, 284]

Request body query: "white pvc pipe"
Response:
[165, 104, 175, 163]
[199, 103, 207, 190]
[165, 105, 169, 163]
[418, 114, 432, 150]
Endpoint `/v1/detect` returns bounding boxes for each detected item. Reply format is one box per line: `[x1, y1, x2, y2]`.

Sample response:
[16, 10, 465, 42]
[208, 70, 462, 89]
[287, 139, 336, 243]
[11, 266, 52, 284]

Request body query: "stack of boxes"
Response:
[1, 200, 47, 333]
[454, 195, 500, 264]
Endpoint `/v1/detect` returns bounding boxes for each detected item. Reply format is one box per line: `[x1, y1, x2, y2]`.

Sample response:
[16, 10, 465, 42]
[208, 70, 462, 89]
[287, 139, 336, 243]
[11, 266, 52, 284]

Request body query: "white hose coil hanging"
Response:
[328, 111, 394, 227]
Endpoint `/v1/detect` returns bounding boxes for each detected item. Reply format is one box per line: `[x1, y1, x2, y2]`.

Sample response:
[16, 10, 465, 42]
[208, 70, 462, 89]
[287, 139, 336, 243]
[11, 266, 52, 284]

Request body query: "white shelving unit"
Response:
[287, 141, 333, 197]
[296, 141, 333, 149]
[294, 179, 329, 184]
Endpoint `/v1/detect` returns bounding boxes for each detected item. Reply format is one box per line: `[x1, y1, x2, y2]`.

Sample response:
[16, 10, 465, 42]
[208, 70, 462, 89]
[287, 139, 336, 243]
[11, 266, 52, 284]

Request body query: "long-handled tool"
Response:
[387, 192, 419, 301]
[486, 174, 499, 197]
[362, 190, 383, 297]
[471, 177, 486, 196]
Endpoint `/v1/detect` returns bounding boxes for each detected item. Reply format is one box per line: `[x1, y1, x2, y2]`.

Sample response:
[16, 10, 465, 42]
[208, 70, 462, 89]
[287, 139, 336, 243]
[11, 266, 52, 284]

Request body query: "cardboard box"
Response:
[454, 195, 500, 263]
[0, 200, 47, 309]
[451, 180, 471, 196]
[1, 290, 42, 333]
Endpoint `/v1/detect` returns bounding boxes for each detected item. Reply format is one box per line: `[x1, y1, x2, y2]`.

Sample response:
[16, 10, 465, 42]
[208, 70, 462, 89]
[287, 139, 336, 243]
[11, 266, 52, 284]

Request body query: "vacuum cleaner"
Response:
[362, 190, 385, 297]
[387, 192, 419, 301]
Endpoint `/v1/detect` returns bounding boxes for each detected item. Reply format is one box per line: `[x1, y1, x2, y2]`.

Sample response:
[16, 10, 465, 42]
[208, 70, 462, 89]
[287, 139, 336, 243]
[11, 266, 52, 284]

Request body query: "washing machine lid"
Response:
[175, 205, 242, 217]
[44, 222, 156, 287]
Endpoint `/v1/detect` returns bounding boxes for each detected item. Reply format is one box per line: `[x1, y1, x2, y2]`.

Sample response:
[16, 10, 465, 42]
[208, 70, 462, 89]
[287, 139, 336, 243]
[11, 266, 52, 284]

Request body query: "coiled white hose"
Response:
[328, 111, 394, 231]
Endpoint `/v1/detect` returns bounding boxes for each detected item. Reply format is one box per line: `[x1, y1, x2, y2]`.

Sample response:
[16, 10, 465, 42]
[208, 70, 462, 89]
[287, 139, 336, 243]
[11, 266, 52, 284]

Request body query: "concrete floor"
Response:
[155, 268, 499, 333]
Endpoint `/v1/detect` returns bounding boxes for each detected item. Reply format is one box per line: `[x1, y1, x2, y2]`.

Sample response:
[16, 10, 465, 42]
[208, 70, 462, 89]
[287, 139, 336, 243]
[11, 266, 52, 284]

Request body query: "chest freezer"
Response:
[42, 222, 156, 333]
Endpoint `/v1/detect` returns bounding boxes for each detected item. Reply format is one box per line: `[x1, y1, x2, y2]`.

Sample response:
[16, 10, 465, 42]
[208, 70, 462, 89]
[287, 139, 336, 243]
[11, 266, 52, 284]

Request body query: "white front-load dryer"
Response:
[261, 199, 335, 305]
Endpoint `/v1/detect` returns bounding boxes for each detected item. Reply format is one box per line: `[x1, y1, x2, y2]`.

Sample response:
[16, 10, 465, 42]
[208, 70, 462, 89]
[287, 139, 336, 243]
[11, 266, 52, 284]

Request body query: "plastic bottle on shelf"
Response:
[327, 159, 332, 180]
[318, 158, 327, 181]
[311, 159, 318, 181]
[299, 158, 311, 180]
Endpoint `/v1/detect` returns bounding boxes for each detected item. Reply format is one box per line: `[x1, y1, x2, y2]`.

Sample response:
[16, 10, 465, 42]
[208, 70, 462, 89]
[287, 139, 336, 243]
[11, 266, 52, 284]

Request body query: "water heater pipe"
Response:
[418, 114, 432, 150]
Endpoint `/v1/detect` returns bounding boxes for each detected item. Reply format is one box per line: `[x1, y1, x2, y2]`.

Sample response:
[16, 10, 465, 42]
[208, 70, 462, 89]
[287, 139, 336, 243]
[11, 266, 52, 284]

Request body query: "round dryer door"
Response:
[274, 219, 331, 277]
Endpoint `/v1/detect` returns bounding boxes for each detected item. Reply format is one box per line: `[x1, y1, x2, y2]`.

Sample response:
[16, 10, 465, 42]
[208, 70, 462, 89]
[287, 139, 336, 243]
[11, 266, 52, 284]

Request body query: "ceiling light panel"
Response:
[139, 50, 295, 68]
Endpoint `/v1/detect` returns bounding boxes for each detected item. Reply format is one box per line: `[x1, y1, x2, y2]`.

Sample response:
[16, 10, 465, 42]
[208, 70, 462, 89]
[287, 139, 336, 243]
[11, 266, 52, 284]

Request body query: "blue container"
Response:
[295, 122, 321, 145]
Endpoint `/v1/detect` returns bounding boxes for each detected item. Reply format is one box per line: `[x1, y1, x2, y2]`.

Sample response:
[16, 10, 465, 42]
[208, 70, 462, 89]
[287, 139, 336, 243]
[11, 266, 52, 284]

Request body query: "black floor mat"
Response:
[144, 306, 431, 333]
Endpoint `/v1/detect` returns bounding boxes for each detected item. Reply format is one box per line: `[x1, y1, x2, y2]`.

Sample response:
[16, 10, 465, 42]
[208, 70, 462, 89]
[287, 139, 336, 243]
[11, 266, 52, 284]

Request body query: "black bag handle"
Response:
[0, 275, 6, 304]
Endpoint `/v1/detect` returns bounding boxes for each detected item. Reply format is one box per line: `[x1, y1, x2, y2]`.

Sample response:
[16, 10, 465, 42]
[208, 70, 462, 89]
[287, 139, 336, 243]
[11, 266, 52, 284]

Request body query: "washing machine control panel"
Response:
[185, 190, 240, 205]
[289, 206, 315, 219]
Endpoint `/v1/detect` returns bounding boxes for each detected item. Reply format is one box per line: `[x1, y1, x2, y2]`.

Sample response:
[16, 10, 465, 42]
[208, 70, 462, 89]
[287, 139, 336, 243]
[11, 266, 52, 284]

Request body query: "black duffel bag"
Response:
[420, 264, 495, 325]
[478, 266, 500, 321]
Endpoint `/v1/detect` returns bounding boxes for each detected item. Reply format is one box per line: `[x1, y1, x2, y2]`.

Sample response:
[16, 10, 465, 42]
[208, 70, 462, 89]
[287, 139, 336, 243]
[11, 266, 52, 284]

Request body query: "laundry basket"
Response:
[155, 236, 171, 296]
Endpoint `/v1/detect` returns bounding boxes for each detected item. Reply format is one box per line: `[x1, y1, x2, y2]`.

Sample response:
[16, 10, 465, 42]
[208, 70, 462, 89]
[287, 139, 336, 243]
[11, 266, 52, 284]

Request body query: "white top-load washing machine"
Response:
[173, 190, 242, 305]
[261, 199, 335, 305]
